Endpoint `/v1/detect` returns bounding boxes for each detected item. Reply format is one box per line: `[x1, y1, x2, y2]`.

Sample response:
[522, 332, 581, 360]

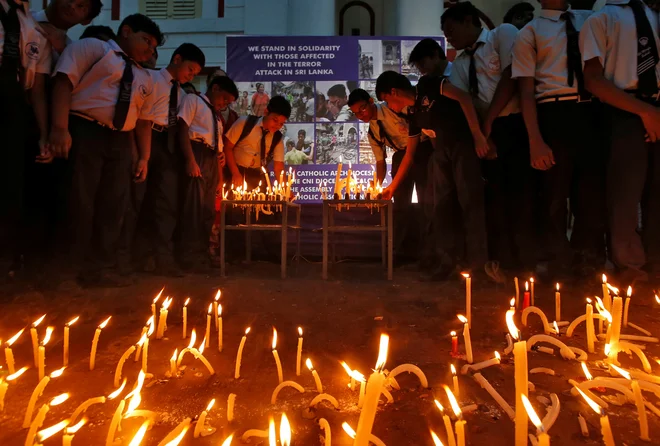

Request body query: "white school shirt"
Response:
[177, 93, 224, 150]
[367, 103, 409, 162]
[141, 67, 185, 127]
[580, 0, 660, 90]
[450, 25, 520, 116]
[55, 38, 154, 131]
[513, 8, 593, 99]
[226, 116, 285, 168]
[31, 8, 72, 62]
[0, 0, 52, 90]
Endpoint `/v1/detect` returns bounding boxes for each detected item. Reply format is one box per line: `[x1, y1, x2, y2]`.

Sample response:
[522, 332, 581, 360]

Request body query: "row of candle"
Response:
[222, 167, 296, 203]
[332, 160, 383, 198]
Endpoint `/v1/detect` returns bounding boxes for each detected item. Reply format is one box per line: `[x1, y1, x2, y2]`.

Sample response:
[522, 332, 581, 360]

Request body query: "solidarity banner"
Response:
[226, 35, 445, 202]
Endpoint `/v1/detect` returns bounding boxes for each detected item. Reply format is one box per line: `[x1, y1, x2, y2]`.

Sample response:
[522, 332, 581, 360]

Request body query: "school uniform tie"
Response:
[167, 80, 179, 152]
[260, 128, 269, 167]
[627, 0, 659, 95]
[0, 1, 22, 86]
[113, 53, 134, 131]
[561, 11, 589, 99]
[464, 41, 483, 99]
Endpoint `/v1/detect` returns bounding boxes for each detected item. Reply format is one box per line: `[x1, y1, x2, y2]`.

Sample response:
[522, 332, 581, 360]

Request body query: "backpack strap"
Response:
[265, 130, 283, 165]
[236, 115, 260, 146]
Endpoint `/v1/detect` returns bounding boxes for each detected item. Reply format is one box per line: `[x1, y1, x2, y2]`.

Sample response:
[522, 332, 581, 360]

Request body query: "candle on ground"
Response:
[431, 431, 445, 446]
[182, 298, 190, 340]
[141, 321, 155, 374]
[515, 277, 520, 309]
[451, 331, 459, 357]
[23, 367, 64, 428]
[600, 275, 609, 334]
[472, 373, 515, 420]
[523, 282, 530, 309]
[272, 328, 284, 384]
[36, 418, 70, 445]
[280, 413, 292, 446]
[37, 327, 54, 380]
[89, 317, 111, 371]
[319, 419, 331, 446]
[610, 364, 649, 441]
[135, 317, 153, 362]
[457, 315, 473, 364]
[63, 417, 87, 446]
[169, 349, 178, 377]
[530, 277, 535, 306]
[575, 387, 615, 446]
[586, 299, 596, 354]
[623, 286, 632, 327]
[342, 422, 386, 446]
[217, 305, 223, 352]
[507, 309, 528, 446]
[156, 297, 173, 339]
[63, 317, 79, 367]
[462, 351, 501, 374]
[151, 289, 163, 326]
[234, 327, 251, 379]
[205, 304, 212, 348]
[555, 284, 561, 323]
[521, 394, 550, 446]
[462, 273, 472, 328]
[296, 327, 303, 376]
[510, 298, 516, 312]
[30, 314, 46, 367]
[306, 358, 323, 393]
[354, 334, 389, 446]
[193, 398, 215, 438]
[608, 296, 624, 360]
[213, 290, 221, 331]
[26, 394, 69, 446]
[451, 364, 459, 397]
[221, 434, 234, 446]
[0, 367, 28, 411]
[435, 401, 456, 446]
[227, 394, 236, 422]
[4, 328, 24, 374]
[445, 386, 466, 446]
[114, 345, 136, 388]
[127, 420, 150, 446]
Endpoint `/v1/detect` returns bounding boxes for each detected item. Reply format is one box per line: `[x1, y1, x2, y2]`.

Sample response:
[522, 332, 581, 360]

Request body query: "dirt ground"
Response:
[1, 261, 660, 446]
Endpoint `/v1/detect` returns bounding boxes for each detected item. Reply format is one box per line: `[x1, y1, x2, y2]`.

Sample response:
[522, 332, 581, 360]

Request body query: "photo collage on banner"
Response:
[226, 36, 445, 202]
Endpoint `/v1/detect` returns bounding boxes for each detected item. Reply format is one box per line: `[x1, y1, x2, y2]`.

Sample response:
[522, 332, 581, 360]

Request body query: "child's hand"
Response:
[134, 159, 148, 182]
[217, 152, 226, 168]
[49, 127, 72, 159]
[35, 138, 54, 164]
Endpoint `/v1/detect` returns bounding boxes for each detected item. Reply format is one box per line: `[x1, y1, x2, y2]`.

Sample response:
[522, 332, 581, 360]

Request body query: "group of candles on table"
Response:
[1, 273, 660, 445]
[319, 160, 384, 203]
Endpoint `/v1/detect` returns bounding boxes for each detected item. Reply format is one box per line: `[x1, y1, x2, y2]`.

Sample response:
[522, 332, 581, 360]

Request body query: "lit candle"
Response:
[156, 297, 173, 339]
[213, 290, 221, 331]
[221, 434, 234, 446]
[182, 298, 190, 340]
[523, 282, 530, 309]
[346, 163, 352, 200]
[530, 277, 535, 306]
[600, 275, 609, 334]
[342, 422, 386, 446]
[234, 327, 250, 379]
[261, 166, 272, 194]
[510, 298, 516, 312]
[319, 419, 331, 446]
[4, 328, 24, 374]
[114, 345, 136, 388]
[354, 334, 389, 446]
[445, 385, 466, 446]
[193, 398, 215, 438]
[457, 315, 473, 364]
[451, 364, 459, 397]
[25, 393, 69, 446]
[623, 286, 632, 328]
[521, 394, 550, 446]
[0, 366, 28, 411]
[135, 317, 153, 362]
[217, 304, 223, 352]
[30, 314, 46, 367]
[89, 316, 111, 371]
[192, 336, 215, 375]
[431, 430, 444, 446]
[205, 304, 212, 348]
[608, 296, 623, 360]
[515, 277, 520, 309]
[507, 309, 528, 446]
[127, 420, 150, 446]
[472, 373, 515, 420]
[63, 417, 87, 446]
[37, 327, 54, 380]
[296, 327, 303, 377]
[462, 273, 472, 328]
[70, 382, 124, 424]
[23, 367, 64, 428]
[586, 299, 596, 354]
[306, 358, 323, 393]
[169, 349, 178, 378]
[227, 393, 236, 422]
[35, 418, 70, 445]
[272, 328, 284, 384]
[555, 284, 561, 323]
[435, 400, 456, 446]
[280, 413, 291, 446]
[575, 387, 615, 446]
[610, 364, 649, 441]
[451, 331, 459, 357]
[157, 418, 190, 446]
[141, 321, 155, 374]
[63, 317, 79, 367]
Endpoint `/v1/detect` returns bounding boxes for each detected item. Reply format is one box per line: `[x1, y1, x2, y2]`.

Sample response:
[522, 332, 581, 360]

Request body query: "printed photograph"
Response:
[315, 81, 359, 122]
[358, 39, 381, 79]
[282, 123, 315, 166]
[401, 39, 445, 84]
[315, 122, 359, 165]
[359, 123, 395, 164]
[358, 80, 377, 100]
[382, 40, 401, 73]
[272, 81, 315, 122]
[233, 82, 272, 117]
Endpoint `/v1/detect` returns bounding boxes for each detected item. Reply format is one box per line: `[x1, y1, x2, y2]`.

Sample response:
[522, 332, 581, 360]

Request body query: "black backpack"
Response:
[235, 115, 283, 165]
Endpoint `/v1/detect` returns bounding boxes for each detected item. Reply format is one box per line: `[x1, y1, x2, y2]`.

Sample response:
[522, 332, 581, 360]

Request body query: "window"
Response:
[140, 0, 201, 19]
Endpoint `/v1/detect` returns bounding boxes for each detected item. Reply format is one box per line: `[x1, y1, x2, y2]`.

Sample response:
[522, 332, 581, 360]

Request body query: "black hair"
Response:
[266, 96, 292, 119]
[80, 25, 116, 41]
[569, 0, 597, 9]
[171, 43, 205, 69]
[209, 76, 239, 100]
[256, 82, 264, 89]
[117, 14, 165, 46]
[206, 68, 227, 86]
[375, 71, 413, 101]
[286, 140, 295, 147]
[88, 0, 103, 20]
[409, 38, 446, 64]
[347, 88, 372, 106]
[327, 84, 348, 99]
[503, 2, 535, 24]
[316, 92, 326, 101]
[298, 129, 306, 136]
[441, 1, 482, 28]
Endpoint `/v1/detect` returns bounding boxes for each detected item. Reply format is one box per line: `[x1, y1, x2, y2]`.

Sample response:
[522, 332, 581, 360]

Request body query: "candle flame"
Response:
[525, 281, 529, 291]
[461, 272, 470, 279]
[494, 351, 501, 361]
[218, 304, 222, 317]
[457, 314, 468, 324]
[269, 418, 276, 446]
[214, 290, 221, 301]
[184, 298, 190, 307]
[33, 314, 47, 327]
[604, 343, 611, 356]
[137, 334, 147, 347]
[155, 287, 164, 303]
[602, 274, 607, 283]
[530, 277, 535, 284]
[146, 315, 154, 327]
[164, 426, 190, 446]
[575, 386, 603, 415]
[450, 364, 457, 375]
[627, 286, 633, 298]
[128, 420, 150, 446]
[126, 370, 145, 413]
[37, 419, 70, 442]
[298, 327, 303, 336]
[187, 329, 197, 349]
[521, 394, 544, 431]
[594, 298, 612, 322]
[586, 298, 592, 304]
[207, 303, 212, 314]
[506, 309, 519, 340]
[42, 326, 54, 346]
[443, 385, 462, 418]
[108, 378, 127, 399]
[556, 283, 560, 291]
[450, 331, 457, 337]
[66, 417, 88, 434]
[66, 316, 80, 327]
[434, 399, 444, 413]
[272, 328, 278, 350]
[350, 369, 366, 383]
[198, 337, 206, 354]
[610, 364, 631, 380]
[7, 328, 24, 346]
[431, 431, 445, 446]
[50, 367, 65, 378]
[245, 327, 251, 335]
[220, 434, 234, 446]
[581, 362, 593, 381]
[206, 398, 216, 412]
[98, 316, 112, 329]
[50, 393, 69, 406]
[7, 366, 28, 381]
[306, 358, 314, 371]
[375, 334, 389, 372]
[262, 166, 267, 174]
[342, 422, 356, 439]
[340, 361, 352, 376]
[656, 295, 660, 305]
[280, 413, 291, 446]
[553, 321, 560, 335]
[607, 284, 619, 295]
[509, 298, 515, 307]
[162, 297, 173, 311]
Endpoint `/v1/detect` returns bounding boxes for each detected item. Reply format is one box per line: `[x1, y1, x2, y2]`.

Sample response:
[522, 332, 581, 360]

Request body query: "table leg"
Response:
[296, 207, 301, 266]
[330, 208, 336, 264]
[381, 207, 386, 267]
[281, 204, 288, 279]
[245, 207, 252, 263]
[220, 202, 226, 278]
[322, 202, 328, 280]
[387, 202, 393, 280]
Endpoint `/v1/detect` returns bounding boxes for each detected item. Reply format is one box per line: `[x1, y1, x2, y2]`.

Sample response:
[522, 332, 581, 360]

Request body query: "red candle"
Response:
[451, 331, 459, 357]
[523, 281, 531, 309]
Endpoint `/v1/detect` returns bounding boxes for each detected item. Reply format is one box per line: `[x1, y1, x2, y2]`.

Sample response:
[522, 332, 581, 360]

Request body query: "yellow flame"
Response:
[37, 419, 70, 442]
[602, 274, 607, 283]
[171, 349, 178, 361]
[42, 326, 55, 346]
[604, 344, 611, 356]
[220, 434, 234, 446]
[530, 277, 535, 284]
[450, 364, 457, 375]
[581, 362, 593, 381]
[187, 329, 197, 349]
[245, 327, 251, 335]
[99, 316, 112, 329]
[33, 314, 47, 327]
[607, 284, 619, 295]
[342, 422, 356, 439]
[66, 417, 87, 434]
[553, 321, 560, 335]
[375, 334, 389, 371]
[218, 304, 222, 317]
[434, 400, 444, 413]
[494, 351, 501, 361]
[510, 298, 515, 307]
[66, 316, 80, 327]
[7, 328, 25, 346]
[269, 418, 276, 446]
[198, 337, 206, 355]
[280, 413, 291, 446]
[164, 426, 190, 446]
[136, 334, 147, 347]
[627, 286, 633, 298]
[610, 364, 631, 380]
[298, 327, 303, 336]
[556, 283, 560, 291]
[154, 287, 164, 303]
[431, 431, 445, 446]
[575, 386, 602, 415]
[162, 297, 173, 311]
[340, 361, 352, 375]
[50, 393, 69, 406]
[656, 295, 660, 305]
[7, 366, 28, 381]
[461, 273, 470, 279]
[146, 315, 154, 327]
[207, 303, 212, 314]
[272, 328, 278, 350]
[521, 394, 544, 431]
[306, 358, 314, 371]
[126, 370, 146, 413]
[206, 398, 216, 412]
[128, 420, 150, 446]
[457, 314, 468, 324]
[108, 379, 127, 400]
[350, 369, 366, 383]
[443, 385, 461, 418]
[50, 367, 65, 378]
[184, 298, 190, 307]
[506, 309, 519, 340]
[586, 298, 592, 304]
[214, 290, 221, 302]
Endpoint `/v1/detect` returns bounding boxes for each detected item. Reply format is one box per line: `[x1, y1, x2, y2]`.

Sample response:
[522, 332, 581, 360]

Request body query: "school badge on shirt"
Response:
[25, 42, 40, 60]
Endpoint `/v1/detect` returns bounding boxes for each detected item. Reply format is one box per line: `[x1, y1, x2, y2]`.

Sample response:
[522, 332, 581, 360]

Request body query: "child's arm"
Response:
[31, 73, 52, 164]
[382, 134, 419, 200]
[178, 119, 201, 177]
[49, 73, 73, 159]
[134, 119, 152, 182]
[441, 81, 489, 159]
